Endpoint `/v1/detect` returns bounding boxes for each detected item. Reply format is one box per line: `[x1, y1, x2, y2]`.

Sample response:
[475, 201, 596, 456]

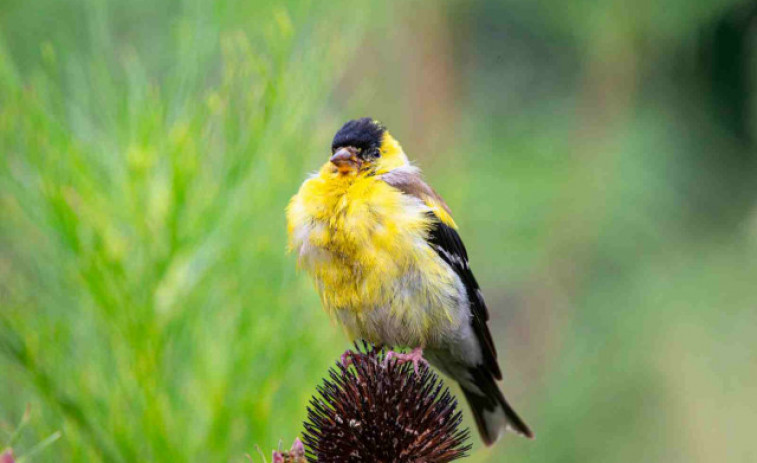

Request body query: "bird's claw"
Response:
[384, 347, 427, 375]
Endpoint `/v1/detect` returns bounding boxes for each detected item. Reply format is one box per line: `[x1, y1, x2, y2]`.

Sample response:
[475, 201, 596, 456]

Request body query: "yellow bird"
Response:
[287, 118, 533, 444]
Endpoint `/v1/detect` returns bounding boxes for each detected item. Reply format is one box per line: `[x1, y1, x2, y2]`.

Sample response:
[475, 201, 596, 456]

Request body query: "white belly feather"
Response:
[332, 261, 470, 349]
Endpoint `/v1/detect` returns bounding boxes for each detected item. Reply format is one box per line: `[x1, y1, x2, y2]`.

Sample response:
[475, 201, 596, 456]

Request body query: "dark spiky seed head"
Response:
[302, 342, 471, 463]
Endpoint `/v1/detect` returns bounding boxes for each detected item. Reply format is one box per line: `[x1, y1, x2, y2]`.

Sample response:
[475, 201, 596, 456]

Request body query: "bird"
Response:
[286, 117, 533, 445]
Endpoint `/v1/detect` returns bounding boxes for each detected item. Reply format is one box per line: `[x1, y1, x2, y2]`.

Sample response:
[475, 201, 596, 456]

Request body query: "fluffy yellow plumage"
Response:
[286, 118, 533, 444]
[287, 130, 461, 346]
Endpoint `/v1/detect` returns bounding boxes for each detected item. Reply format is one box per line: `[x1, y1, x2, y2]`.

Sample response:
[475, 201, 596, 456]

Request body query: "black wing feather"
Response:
[425, 212, 502, 380]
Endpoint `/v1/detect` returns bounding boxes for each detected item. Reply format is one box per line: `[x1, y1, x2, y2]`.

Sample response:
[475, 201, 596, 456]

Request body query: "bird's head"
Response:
[328, 118, 408, 176]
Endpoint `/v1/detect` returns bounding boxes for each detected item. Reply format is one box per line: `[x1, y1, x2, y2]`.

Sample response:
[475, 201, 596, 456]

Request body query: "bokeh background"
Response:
[2, 0, 756, 461]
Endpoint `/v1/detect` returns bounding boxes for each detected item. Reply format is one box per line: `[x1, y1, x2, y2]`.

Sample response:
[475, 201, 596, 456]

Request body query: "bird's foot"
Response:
[385, 347, 427, 375]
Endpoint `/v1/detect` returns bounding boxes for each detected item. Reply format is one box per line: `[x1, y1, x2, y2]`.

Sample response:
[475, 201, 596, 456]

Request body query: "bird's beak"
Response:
[330, 147, 361, 174]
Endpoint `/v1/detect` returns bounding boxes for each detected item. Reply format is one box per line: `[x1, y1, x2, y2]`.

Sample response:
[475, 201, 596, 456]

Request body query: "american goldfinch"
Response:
[287, 118, 533, 444]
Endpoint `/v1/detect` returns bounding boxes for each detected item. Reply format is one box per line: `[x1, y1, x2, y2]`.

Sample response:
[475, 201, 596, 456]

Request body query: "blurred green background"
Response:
[2, 0, 756, 461]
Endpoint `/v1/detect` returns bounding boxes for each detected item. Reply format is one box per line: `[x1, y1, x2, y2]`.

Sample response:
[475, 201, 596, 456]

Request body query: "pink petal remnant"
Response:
[290, 437, 304, 457]
[271, 438, 307, 463]
[1, 449, 15, 463]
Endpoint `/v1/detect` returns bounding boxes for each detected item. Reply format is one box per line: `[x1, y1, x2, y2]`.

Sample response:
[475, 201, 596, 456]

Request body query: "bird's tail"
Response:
[460, 366, 534, 445]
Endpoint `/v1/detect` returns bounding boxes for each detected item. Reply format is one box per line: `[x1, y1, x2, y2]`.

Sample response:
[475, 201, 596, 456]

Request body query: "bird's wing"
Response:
[380, 167, 502, 380]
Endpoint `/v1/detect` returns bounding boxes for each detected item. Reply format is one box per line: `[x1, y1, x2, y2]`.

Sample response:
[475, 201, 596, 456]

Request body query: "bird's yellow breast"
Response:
[287, 164, 464, 345]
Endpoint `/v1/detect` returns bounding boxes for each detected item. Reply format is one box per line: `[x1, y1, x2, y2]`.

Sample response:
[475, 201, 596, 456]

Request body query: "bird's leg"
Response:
[385, 347, 428, 375]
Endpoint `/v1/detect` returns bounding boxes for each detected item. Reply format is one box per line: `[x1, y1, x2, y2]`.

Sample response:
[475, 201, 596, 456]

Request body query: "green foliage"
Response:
[1, 1, 366, 461]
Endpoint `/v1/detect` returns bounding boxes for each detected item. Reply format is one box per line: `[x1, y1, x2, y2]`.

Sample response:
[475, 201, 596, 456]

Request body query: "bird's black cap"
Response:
[331, 118, 386, 153]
